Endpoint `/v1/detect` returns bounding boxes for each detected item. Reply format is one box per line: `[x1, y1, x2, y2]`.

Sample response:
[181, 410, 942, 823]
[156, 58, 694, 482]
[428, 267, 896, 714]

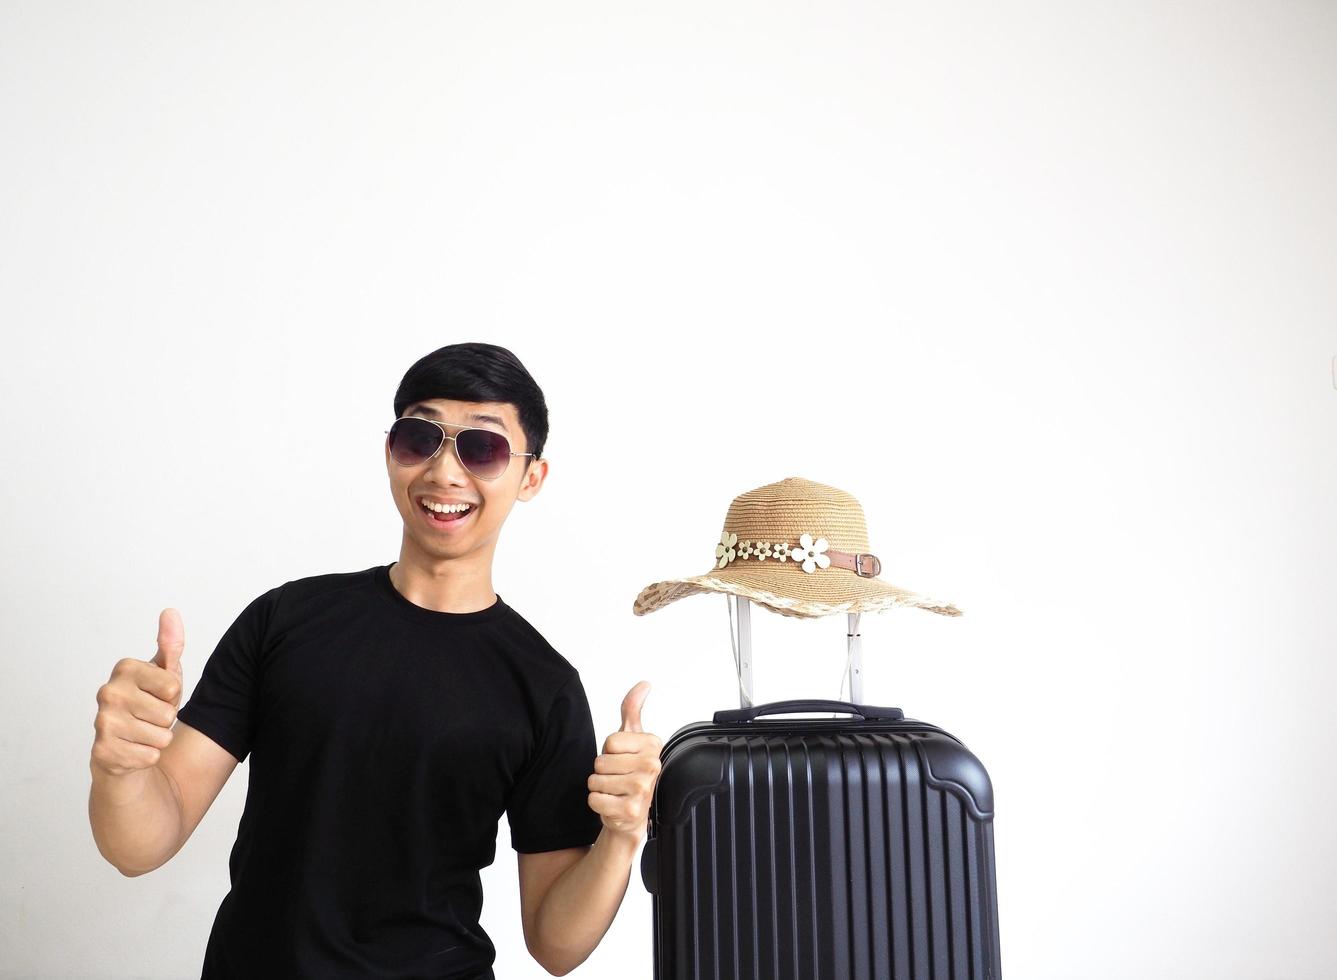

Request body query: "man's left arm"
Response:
[519, 680, 661, 976]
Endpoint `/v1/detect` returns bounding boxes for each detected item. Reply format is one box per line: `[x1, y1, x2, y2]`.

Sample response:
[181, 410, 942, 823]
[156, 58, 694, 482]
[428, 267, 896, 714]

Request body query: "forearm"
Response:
[532, 828, 640, 974]
[88, 762, 184, 876]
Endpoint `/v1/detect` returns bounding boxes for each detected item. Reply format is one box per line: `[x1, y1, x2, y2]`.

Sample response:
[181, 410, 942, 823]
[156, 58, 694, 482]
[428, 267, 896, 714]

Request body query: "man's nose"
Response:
[425, 436, 471, 483]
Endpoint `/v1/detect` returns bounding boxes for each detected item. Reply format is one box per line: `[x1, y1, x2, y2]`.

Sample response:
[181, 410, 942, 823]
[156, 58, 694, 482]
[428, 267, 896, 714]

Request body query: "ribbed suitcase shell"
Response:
[640, 707, 1001, 980]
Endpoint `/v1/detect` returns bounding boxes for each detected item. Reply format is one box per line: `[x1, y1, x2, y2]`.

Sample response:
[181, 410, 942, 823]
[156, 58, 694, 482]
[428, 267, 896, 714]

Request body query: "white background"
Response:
[2, 2, 1334, 978]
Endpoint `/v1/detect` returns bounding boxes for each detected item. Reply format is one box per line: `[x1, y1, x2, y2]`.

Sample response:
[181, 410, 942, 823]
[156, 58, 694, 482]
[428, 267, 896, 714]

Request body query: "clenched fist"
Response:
[587, 681, 663, 842]
[90, 608, 186, 777]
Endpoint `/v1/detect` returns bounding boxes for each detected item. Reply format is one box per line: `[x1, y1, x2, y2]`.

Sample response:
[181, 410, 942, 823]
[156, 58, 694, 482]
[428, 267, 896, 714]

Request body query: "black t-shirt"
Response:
[176, 563, 604, 979]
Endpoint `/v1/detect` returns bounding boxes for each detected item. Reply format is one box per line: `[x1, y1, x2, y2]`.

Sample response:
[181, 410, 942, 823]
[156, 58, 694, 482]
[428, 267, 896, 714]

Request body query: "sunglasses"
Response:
[384, 416, 534, 481]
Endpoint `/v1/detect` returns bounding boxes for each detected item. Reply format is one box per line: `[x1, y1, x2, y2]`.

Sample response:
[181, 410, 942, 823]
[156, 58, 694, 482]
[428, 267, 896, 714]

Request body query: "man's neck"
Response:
[388, 560, 498, 614]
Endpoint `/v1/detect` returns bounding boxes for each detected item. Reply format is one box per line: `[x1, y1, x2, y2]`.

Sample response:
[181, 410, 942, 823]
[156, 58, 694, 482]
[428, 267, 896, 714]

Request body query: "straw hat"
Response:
[633, 476, 962, 620]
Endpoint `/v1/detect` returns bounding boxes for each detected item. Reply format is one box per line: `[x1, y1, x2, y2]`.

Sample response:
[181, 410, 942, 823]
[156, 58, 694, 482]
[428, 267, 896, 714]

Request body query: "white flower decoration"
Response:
[754, 541, 771, 561]
[791, 533, 830, 573]
[772, 541, 789, 562]
[738, 540, 755, 560]
[715, 531, 738, 568]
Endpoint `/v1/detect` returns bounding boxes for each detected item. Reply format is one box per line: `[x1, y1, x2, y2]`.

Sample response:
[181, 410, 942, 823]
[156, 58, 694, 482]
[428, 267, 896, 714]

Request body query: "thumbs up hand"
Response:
[90, 609, 187, 777]
[587, 681, 663, 842]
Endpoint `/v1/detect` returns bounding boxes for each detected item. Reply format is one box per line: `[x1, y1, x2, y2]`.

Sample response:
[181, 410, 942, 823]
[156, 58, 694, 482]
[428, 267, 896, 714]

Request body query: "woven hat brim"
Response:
[633, 564, 962, 620]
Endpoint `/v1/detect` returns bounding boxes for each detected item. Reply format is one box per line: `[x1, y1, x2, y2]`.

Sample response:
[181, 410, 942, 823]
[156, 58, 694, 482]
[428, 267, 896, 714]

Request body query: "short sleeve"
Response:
[506, 672, 604, 854]
[176, 584, 283, 764]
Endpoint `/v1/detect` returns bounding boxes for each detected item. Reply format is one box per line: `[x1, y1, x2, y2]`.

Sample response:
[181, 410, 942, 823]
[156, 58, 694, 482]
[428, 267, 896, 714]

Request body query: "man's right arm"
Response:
[88, 610, 239, 876]
[89, 719, 238, 876]
[89, 759, 184, 877]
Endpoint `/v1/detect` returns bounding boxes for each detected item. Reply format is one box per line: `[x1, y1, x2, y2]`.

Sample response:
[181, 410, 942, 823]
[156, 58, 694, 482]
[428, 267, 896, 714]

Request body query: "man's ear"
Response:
[516, 457, 548, 502]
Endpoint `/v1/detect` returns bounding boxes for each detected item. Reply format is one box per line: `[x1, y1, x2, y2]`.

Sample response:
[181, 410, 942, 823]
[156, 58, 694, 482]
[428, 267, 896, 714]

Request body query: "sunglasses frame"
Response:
[383, 416, 535, 481]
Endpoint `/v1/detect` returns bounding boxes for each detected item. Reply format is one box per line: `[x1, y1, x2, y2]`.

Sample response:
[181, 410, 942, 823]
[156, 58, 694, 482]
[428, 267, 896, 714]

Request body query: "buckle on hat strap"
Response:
[827, 549, 882, 578]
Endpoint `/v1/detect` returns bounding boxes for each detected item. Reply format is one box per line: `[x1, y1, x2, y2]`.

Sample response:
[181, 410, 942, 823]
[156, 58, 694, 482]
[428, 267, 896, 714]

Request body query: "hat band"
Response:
[715, 531, 882, 578]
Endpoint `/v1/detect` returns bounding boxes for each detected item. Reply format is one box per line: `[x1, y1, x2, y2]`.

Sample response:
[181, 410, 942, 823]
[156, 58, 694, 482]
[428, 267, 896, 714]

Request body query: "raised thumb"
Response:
[619, 680, 650, 734]
[153, 607, 185, 678]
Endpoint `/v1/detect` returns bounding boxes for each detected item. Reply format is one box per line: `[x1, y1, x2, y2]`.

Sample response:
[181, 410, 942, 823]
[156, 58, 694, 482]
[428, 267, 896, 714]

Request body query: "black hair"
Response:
[392, 342, 549, 461]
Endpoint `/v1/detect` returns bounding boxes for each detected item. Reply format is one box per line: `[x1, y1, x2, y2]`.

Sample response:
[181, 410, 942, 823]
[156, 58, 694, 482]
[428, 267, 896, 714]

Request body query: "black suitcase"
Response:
[639, 599, 1002, 980]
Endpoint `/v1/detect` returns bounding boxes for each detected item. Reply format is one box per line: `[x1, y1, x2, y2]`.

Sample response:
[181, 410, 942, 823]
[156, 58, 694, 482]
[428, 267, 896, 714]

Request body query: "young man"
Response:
[88, 342, 663, 978]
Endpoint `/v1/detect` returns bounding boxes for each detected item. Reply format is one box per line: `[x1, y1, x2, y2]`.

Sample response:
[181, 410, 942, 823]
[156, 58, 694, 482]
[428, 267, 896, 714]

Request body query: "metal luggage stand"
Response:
[725, 594, 864, 711]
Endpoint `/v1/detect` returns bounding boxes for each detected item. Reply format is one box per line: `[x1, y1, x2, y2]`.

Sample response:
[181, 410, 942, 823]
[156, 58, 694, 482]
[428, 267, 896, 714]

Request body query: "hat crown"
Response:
[722, 476, 870, 554]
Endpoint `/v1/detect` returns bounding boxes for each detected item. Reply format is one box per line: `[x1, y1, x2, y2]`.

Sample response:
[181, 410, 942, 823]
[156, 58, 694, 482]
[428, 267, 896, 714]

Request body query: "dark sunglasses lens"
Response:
[456, 429, 511, 480]
[388, 418, 442, 465]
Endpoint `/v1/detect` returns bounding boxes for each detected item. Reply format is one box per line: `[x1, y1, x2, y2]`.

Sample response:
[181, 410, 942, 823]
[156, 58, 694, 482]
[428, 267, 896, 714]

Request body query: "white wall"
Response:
[2, 2, 1334, 977]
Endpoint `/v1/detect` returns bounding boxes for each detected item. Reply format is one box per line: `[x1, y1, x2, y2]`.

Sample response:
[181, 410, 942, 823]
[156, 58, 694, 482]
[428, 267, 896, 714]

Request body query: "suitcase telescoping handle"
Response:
[728, 596, 868, 709]
[713, 699, 904, 724]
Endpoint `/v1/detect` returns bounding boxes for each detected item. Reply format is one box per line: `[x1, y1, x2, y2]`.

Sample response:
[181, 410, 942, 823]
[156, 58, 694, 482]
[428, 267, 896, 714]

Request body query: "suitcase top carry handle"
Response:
[713, 699, 905, 724]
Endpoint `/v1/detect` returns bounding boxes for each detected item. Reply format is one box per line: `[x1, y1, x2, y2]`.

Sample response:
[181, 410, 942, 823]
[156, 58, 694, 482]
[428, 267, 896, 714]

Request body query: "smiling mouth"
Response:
[417, 500, 476, 527]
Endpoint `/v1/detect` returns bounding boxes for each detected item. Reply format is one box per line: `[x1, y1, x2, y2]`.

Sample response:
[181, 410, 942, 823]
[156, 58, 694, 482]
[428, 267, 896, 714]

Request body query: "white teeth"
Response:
[421, 500, 472, 514]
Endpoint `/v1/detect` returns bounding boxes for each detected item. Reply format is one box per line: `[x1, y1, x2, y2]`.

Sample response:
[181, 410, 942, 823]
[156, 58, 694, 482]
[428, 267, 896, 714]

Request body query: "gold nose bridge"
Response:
[413, 418, 465, 462]
[431, 432, 463, 466]
[420, 425, 486, 478]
